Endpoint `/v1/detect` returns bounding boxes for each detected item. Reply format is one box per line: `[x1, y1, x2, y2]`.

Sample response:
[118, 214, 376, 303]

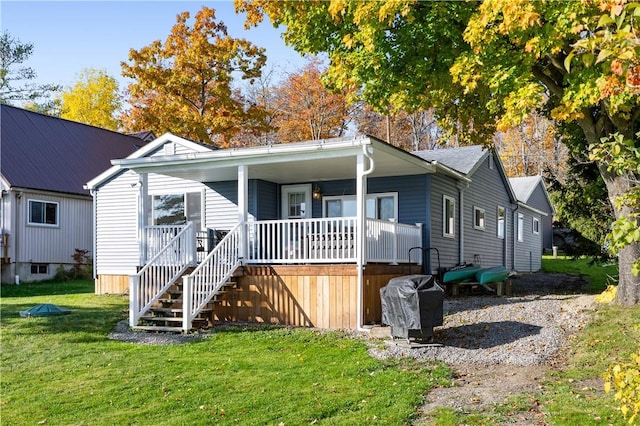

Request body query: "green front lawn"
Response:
[0, 280, 451, 425]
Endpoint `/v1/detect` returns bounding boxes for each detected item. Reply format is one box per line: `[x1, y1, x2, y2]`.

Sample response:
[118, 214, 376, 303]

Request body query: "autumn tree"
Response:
[58, 68, 121, 130]
[494, 112, 569, 179]
[0, 31, 60, 109]
[121, 6, 268, 147]
[272, 59, 353, 142]
[237, 0, 640, 306]
[355, 105, 445, 151]
[231, 66, 279, 146]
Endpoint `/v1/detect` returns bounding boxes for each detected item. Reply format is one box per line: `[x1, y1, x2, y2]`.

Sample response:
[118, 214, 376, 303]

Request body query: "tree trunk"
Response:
[601, 170, 640, 306]
[615, 242, 640, 305]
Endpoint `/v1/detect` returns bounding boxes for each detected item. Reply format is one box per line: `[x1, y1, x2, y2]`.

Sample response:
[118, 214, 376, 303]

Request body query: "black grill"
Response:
[380, 275, 444, 342]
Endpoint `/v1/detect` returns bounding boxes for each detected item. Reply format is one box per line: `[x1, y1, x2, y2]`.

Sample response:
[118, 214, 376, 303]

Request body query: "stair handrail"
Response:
[129, 222, 195, 328]
[182, 223, 242, 331]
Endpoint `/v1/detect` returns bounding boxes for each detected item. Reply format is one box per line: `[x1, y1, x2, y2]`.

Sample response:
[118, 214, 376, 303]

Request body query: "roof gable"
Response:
[509, 175, 554, 213]
[1, 104, 150, 196]
[86, 132, 216, 189]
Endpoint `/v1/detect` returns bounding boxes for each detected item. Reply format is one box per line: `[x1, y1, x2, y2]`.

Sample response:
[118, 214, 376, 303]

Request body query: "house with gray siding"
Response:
[0, 104, 151, 284]
[414, 146, 520, 271]
[88, 135, 545, 332]
[509, 176, 555, 251]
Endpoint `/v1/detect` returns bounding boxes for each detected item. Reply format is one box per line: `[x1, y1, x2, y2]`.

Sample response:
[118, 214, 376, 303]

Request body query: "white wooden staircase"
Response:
[129, 223, 243, 333]
[135, 268, 241, 332]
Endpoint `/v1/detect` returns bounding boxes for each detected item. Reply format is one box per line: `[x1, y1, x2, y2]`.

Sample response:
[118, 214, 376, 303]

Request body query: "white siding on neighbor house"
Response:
[16, 190, 92, 264]
[430, 174, 460, 269]
[462, 155, 513, 268]
[514, 206, 543, 272]
[1, 190, 14, 262]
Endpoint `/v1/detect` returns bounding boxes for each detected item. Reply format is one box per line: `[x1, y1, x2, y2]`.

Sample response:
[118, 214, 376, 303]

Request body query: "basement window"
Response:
[31, 264, 48, 274]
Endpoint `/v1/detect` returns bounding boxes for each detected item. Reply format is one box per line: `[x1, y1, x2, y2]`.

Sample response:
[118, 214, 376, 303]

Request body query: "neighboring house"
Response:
[87, 134, 546, 332]
[0, 104, 151, 284]
[509, 176, 555, 251]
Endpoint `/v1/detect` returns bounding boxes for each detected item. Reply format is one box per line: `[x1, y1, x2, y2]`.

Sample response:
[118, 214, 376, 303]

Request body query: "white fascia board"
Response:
[85, 132, 214, 190]
[1, 175, 11, 191]
[112, 137, 373, 171]
[518, 201, 548, 216]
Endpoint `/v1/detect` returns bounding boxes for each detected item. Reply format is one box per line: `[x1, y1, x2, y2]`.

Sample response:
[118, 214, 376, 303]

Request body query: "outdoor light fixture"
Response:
[312, 185, 322, 200]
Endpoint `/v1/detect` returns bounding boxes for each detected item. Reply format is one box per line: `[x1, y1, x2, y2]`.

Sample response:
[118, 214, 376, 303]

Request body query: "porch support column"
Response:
[137, 173, 148, 265]
[356, 153, 366, 330]
[238, 165, 248, 263]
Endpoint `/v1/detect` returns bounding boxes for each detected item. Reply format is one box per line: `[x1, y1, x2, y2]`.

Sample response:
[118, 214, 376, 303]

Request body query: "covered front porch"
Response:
[114, 136, 436, 331]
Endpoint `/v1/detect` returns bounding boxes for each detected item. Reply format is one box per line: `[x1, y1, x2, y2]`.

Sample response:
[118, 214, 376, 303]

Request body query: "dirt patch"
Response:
[411, 272, 596, 425]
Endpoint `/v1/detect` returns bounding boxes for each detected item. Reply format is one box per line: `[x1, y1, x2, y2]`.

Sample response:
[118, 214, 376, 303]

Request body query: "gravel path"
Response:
[368, 292, 594, 366]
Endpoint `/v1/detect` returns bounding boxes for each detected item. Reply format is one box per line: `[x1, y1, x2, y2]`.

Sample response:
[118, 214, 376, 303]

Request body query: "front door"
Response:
[281, 184, 312, 258]
[281, 184, 312, 220]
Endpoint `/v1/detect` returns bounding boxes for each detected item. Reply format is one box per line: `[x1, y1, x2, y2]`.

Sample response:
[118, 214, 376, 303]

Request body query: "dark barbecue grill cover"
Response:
[380, 275, 444, 339]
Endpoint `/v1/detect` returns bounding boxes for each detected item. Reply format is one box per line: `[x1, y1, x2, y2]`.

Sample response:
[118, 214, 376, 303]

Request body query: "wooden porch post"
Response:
[238, 165, 248, 262]
[137, 173, 148, 265]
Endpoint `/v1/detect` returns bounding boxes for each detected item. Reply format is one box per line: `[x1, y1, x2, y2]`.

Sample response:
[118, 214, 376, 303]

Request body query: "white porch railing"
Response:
[366, 219, 423, 264]
[130, 222, 195, 327]
[245, 217, 358, 263]
[134, 218, 422, 331]
[182, 224, 242, 331]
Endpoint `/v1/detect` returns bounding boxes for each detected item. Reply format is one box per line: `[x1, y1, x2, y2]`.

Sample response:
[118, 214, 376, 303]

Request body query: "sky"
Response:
[1, 1, 309, 94]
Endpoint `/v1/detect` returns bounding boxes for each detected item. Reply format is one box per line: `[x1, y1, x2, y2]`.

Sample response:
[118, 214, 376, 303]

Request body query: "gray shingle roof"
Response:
[1, 104, 149, 196]
[412, 145, 486, 175]
[509, 176, 541, 203]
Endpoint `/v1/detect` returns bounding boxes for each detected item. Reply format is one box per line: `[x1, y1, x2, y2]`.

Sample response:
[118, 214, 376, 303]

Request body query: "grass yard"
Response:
[541, 254, 618, 293]
[0, 280, 451, 425]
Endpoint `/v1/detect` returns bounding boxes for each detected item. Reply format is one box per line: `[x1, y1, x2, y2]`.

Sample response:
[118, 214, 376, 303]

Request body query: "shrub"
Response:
[54, 249, 92, 281]
[604, 349, 640, 424]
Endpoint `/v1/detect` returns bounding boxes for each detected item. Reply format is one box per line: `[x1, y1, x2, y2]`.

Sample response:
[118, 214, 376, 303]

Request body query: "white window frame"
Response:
[443, 195, 455, 238]
[473, 206, 486, 230]
[532, 217, 540, 234]
[27, 199, 59, 227]
[281, 184, 312, 219]
[517, 213, 524, 242]
[497, 206, 505, 239]
[322, 192, 398, 221]
[148, 190, 204, 230]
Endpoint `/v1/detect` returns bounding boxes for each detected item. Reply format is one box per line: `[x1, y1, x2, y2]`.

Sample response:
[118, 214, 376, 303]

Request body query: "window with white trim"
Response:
[497, 206, 505, 239]
[517, 213, 524, 242]
[323, 192, 398, 221]
[443, 195, 455, 238]
[473, 206, 485, 230]
[28, 199, 58, 226]
[148, 191, 202, 230]
[533, 217, 540, 234]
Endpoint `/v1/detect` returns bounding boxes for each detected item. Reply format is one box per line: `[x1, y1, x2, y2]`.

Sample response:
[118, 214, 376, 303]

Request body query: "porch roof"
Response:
[110, 135, 438, 184]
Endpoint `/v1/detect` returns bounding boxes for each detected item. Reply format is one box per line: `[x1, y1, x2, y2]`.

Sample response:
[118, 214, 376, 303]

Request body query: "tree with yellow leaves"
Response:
[58, 68, 121, 130]
[237, 0, 640, 306]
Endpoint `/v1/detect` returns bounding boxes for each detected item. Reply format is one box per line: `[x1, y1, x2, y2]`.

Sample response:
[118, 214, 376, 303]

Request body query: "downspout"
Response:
[14, 190, 22, 285]
[357, 144, 375, 331]
[457, 181, 469, 264]
[512, 206, 518, 271]
[90, 188, 97, 285]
